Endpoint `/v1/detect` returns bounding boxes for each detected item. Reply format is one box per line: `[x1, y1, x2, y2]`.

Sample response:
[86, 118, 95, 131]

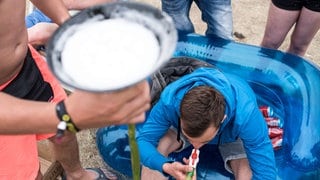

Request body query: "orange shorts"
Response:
[0, 45, 67, 179]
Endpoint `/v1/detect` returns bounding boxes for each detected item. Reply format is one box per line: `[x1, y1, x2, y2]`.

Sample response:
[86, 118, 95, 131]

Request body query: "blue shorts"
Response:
[25, 9, 52, 28]
[272, 0, 320, 12]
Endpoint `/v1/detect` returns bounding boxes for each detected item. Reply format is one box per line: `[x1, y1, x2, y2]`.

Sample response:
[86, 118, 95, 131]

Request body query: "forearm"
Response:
[63, 0, 116, 10]
[242, 128, 276, 178]
[229, 158, 252, 179]
[30, 0, 70, 25]
[245, 137, 276, 179]
[0, 92, 58, 134]
[137, 107, 172, 172]
[241, 105, 277, 178]
[27, 22, 59, 45]
[49, 133, 82, 173]
[63, 0, 117, 10]
[138, 139, 169, 173]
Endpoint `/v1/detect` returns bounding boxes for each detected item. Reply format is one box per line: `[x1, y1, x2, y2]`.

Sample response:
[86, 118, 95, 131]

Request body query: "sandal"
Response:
[61, 167, 119, 180]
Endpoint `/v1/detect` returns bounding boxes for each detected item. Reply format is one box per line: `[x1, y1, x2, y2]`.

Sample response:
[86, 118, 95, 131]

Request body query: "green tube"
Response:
[186, 168, 195, 180]
[128, 124, 140, 180]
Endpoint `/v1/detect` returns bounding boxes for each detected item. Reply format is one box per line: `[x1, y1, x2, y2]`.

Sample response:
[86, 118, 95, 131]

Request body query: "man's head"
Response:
[180, 86, 225, 148]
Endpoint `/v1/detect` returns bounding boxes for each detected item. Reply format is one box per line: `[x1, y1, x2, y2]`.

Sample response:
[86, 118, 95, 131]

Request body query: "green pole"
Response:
[128, 124, 140, 180]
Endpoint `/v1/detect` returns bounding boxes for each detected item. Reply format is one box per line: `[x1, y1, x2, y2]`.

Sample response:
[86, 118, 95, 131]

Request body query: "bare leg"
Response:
[141, 166, 168, 180]
[141, 128, 182, 180]
[49, 133, 98, 180]
[229, 158, 252, 180]
[157, 128, 183, 156]
[35, 168, 43, 180]
[261, 2, 300, 49]
[288, 7, 320, 56]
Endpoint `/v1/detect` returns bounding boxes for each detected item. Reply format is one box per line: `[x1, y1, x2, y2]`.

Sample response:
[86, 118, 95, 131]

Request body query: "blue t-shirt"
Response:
[137, 67, 276, 179]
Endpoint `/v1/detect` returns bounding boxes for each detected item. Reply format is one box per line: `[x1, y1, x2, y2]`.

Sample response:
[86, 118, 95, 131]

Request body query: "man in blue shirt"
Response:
[137, 57, 276, 179]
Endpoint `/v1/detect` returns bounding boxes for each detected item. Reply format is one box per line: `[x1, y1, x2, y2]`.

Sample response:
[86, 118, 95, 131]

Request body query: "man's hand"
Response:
[27, 22, 58, 46]
[65, 81, 151, 129]
[183, 157, 197, 180]
[162, 161, 194, 180]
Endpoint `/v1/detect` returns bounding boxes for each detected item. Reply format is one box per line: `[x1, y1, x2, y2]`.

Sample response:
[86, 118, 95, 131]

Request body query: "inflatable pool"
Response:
[96, 34, 320, 179]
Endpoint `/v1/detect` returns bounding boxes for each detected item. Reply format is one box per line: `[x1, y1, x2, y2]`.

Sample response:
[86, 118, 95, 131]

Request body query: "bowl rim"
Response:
[46, 1, 177, 92]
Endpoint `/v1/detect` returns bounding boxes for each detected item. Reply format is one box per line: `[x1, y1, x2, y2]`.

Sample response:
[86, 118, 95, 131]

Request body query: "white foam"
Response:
[61, 18, 160, 90]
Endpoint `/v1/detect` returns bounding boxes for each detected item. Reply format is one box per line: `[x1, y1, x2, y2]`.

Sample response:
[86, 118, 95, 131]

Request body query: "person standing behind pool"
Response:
[161, 0, 233, 40]
[261, 0, 320, 57]
[137, 57, 276, 179]
[27, 0, 234, 40]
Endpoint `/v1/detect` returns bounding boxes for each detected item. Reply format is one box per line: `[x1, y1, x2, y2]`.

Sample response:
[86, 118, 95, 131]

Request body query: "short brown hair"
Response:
[180, 86, 225, 138]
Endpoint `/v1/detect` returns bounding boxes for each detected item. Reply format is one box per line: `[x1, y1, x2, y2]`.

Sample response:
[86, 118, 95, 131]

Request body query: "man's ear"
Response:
[220, 115, 227, 124]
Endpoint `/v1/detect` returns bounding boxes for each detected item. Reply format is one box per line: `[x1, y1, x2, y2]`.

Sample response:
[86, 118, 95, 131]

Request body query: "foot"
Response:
[86, 168, 118, 180]
[62, 167, 119, 180]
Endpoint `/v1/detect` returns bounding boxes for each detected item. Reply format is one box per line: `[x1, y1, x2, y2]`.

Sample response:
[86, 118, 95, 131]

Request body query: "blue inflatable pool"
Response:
[96, 34, 320, 179]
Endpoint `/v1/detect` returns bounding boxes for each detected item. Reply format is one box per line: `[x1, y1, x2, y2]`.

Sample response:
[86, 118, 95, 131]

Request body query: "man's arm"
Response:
[28, 22, 59, 46]
[0, 92, 58, 133]
[137, 100, 175, 172]
[63, 0, 115, 10]
[25, 0, 115, 30]
[30, 0, 70, 25]
[0, 81, 150, 134]
[240, 103, 276, 179]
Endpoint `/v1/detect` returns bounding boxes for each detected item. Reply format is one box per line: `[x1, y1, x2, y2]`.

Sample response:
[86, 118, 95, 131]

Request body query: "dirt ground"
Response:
[73, 0, 320, 178]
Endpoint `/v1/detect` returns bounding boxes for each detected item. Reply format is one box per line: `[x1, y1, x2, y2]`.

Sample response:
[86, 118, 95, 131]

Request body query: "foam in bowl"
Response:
[61, 18, 160, 90]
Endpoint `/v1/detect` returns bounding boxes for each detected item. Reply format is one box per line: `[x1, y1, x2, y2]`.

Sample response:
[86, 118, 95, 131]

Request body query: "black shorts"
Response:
[272, 0, 320, 12]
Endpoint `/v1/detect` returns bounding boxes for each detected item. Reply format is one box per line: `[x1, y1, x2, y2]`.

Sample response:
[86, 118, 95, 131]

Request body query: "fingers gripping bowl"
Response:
[46, 1, 177, 92]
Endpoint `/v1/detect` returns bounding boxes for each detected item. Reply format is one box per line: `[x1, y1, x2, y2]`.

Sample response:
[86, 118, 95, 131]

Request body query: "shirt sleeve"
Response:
[137, 100, 176, 173]
[239, 102, 276, 179]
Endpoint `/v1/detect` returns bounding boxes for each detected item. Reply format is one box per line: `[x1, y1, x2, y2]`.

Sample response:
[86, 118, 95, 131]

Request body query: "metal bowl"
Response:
[46, 1, 177, 92]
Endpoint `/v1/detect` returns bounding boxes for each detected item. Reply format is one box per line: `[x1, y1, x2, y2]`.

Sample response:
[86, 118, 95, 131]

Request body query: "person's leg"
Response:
[229, 158, 251, 180]
[261, 2, 300, 49]
[287, 7, 320, 56]
[49, 133, 104, 180]
[141, 166, 168, 180]
[219, 138, 252, 180]
[157, 128, 184, 156]
[35, 167, 44, 180]
[161, 0, 194, 34]
[195, 0, 233, 40]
